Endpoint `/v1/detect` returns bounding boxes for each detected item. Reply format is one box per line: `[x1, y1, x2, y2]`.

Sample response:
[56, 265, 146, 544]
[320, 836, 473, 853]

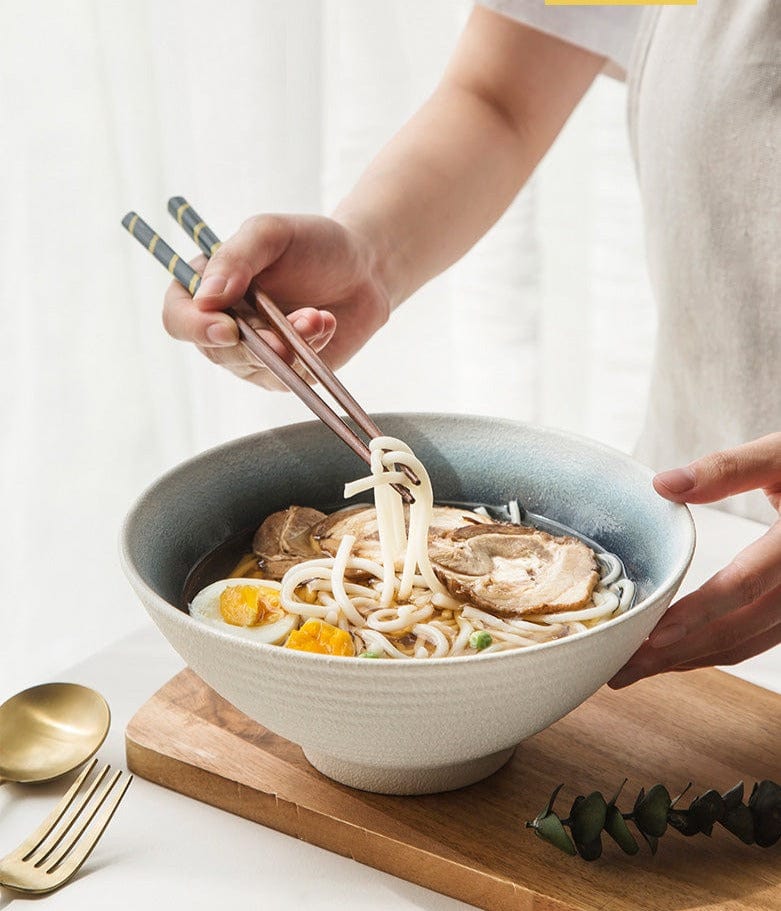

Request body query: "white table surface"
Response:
[1, 505, 778, 911]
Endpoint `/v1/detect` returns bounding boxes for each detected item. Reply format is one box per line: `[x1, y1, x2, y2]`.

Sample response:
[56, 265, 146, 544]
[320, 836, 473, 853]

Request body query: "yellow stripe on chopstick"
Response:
[122, 211, 203, 299]
[168, 196, 222, 258]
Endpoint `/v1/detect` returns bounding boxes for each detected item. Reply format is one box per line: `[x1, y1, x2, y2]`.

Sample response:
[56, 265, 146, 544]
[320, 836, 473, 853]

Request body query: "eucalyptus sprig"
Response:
[526, 779, 781, 860]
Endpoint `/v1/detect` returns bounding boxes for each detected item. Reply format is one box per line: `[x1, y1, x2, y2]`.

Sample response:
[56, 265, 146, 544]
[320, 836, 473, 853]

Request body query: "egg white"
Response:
[189, 578, 297, 644]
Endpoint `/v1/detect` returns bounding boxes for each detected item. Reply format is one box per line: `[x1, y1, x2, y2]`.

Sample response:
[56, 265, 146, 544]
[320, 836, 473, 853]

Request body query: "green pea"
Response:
[469, 630, 492, 650]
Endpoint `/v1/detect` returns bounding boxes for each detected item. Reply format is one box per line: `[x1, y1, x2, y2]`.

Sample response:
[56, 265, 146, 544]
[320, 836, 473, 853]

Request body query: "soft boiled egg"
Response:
[189, 578, 297, 644]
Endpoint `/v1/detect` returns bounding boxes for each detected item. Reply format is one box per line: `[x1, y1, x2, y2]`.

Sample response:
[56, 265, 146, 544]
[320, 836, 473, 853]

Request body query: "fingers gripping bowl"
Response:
[120, 414, 695, 795]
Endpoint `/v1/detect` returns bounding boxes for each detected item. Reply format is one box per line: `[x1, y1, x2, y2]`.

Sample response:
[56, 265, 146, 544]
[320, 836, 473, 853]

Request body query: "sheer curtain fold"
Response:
[1, 0, 652, 692]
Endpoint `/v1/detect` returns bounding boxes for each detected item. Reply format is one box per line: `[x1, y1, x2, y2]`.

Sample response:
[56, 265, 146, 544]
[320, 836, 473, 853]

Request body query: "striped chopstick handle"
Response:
[168, 196, 222, 257]
[120, 208, 376, 471]
[164, 198, 387, 447]
[121, 212, 202, 296]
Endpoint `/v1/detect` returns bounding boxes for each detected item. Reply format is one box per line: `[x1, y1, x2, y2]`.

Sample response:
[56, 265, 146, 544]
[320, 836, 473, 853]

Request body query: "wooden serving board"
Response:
[126, 668, 781, 911]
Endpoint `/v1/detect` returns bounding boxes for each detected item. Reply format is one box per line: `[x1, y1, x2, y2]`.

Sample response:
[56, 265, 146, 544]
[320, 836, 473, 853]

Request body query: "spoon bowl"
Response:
[0, 683, 110, 784]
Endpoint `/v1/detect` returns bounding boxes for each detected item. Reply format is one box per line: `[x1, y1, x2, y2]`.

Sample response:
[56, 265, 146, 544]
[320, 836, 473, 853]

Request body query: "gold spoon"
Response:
[0, 683, 110, 785]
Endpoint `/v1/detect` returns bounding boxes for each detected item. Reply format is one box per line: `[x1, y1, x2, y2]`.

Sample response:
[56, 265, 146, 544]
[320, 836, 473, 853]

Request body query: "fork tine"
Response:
[13, 759, 98, 859]
[29, 765, 112, 865]
[41, 769, 123, 871]
[45, 773, 132, 881]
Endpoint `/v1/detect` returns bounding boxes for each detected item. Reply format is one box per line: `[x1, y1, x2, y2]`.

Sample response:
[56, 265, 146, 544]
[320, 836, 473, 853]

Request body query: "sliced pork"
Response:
[314, 505, 493, 564]
[252, 506, 327, 580]
[429, 523, 599, 616]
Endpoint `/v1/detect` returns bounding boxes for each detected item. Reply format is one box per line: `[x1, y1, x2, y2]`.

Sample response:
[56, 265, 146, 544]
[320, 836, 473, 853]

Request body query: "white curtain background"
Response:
[0, 0, 695, 695]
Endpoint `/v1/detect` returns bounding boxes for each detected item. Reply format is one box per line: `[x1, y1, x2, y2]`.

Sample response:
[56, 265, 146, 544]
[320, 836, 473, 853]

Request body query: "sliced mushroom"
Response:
[429, 523, 599, 616]
[314, 505, 493, 564]
[252, 506, 327, 580]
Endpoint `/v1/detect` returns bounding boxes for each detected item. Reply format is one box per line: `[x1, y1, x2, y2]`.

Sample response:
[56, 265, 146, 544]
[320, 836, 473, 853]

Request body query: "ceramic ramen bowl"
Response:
[120, 414, 695, 795]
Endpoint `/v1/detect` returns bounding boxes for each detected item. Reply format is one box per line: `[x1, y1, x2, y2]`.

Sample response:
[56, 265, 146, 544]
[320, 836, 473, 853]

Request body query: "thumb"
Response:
[653, 433, 781, 504]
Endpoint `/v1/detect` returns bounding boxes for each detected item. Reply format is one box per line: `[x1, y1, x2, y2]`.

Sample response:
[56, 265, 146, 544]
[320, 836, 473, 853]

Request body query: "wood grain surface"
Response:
[126, 668, 781, 911]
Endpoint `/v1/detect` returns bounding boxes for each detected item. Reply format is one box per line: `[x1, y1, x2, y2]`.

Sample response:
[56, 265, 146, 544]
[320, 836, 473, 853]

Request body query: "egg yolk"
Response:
[219, 585, 281, 627]
[284, 619, 355, 657]
[294, 585, 319, 605]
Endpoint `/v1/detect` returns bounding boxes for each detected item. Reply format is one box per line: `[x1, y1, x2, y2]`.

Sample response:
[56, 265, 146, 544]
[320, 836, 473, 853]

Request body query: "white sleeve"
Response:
[477, 0, 642, 79]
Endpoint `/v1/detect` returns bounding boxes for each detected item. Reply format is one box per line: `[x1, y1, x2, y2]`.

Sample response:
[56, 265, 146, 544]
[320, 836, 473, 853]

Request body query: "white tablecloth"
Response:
[0, 505, 778, 910]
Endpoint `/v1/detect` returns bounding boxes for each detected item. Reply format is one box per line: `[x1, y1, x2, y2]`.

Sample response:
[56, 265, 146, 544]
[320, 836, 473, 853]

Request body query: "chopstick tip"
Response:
[167, 196, 187, 215]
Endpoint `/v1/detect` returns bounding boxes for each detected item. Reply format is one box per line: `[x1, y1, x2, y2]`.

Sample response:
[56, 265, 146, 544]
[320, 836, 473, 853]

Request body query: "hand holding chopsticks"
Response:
[121, 199, 418, 498]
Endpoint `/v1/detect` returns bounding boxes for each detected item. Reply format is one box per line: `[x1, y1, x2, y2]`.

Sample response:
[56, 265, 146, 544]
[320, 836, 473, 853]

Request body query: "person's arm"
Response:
[162, 6, 603, 387]
[334, 5, 604, 306]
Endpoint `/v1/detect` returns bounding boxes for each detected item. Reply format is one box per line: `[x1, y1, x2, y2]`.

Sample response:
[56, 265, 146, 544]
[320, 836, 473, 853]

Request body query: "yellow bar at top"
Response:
[546, 1, 695, 5]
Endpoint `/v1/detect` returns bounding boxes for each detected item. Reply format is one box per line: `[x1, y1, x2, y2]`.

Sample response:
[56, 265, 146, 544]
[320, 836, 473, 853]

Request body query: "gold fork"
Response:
[0, 758, 132, 893]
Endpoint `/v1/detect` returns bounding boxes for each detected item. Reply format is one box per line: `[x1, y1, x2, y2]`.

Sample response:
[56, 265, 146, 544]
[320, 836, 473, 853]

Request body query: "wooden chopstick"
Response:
[166, 197, 420, 491]
[120, 211, 383, 476]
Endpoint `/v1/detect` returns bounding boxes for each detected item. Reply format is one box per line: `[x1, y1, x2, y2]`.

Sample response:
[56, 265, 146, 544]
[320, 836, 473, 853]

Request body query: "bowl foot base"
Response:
[302, 745, 516, 795]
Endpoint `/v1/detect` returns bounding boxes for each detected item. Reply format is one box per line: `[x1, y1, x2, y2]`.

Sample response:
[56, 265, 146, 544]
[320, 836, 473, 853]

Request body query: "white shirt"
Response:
[480, 0, 641, 77]
[478, 1, 780, 524]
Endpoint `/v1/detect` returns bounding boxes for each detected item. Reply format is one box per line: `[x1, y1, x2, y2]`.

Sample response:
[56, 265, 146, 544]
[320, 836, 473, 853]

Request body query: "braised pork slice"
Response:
[314, 505, 493, 564]
[429, 523, 599, 616]
[252, 506, 327, 580]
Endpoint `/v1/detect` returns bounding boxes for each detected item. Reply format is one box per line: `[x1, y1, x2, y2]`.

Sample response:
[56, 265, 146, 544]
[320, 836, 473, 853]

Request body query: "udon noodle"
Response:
[193, 435, 636, 659]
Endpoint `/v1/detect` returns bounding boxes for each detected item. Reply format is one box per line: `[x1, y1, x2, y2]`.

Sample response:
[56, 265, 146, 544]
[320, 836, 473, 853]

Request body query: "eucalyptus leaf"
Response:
[748, 780, 781, 848]
[633, 784, 671, 838]
[529, 812, 577, 856]
[607, 778, 628, 807]
[689, 790, 724, 837]
[604, 805, 640, 855]
[526, 777, 781, 862]
[569, 792, 608, 845]
[721, 781, 744, 812]
[639, 830, 659, 855]
[670, 782, 692, 809]
[667, 809, 700, 837]
[720, 804, 755, 845]
[576, 836, 603, 862]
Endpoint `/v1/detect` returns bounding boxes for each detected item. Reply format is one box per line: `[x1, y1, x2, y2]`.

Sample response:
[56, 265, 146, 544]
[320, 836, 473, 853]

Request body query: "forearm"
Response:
[334, 83, 533, 307]
[334, 7, 604, 308]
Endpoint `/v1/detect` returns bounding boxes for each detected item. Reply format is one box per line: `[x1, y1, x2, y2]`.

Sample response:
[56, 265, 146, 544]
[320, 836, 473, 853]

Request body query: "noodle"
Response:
[198, 437, 635, 659]
[226, 435, 637, 659]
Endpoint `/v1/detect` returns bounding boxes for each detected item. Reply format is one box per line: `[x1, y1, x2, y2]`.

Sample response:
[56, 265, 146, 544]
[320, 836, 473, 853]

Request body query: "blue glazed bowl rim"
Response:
[120, 412, 696, 670]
